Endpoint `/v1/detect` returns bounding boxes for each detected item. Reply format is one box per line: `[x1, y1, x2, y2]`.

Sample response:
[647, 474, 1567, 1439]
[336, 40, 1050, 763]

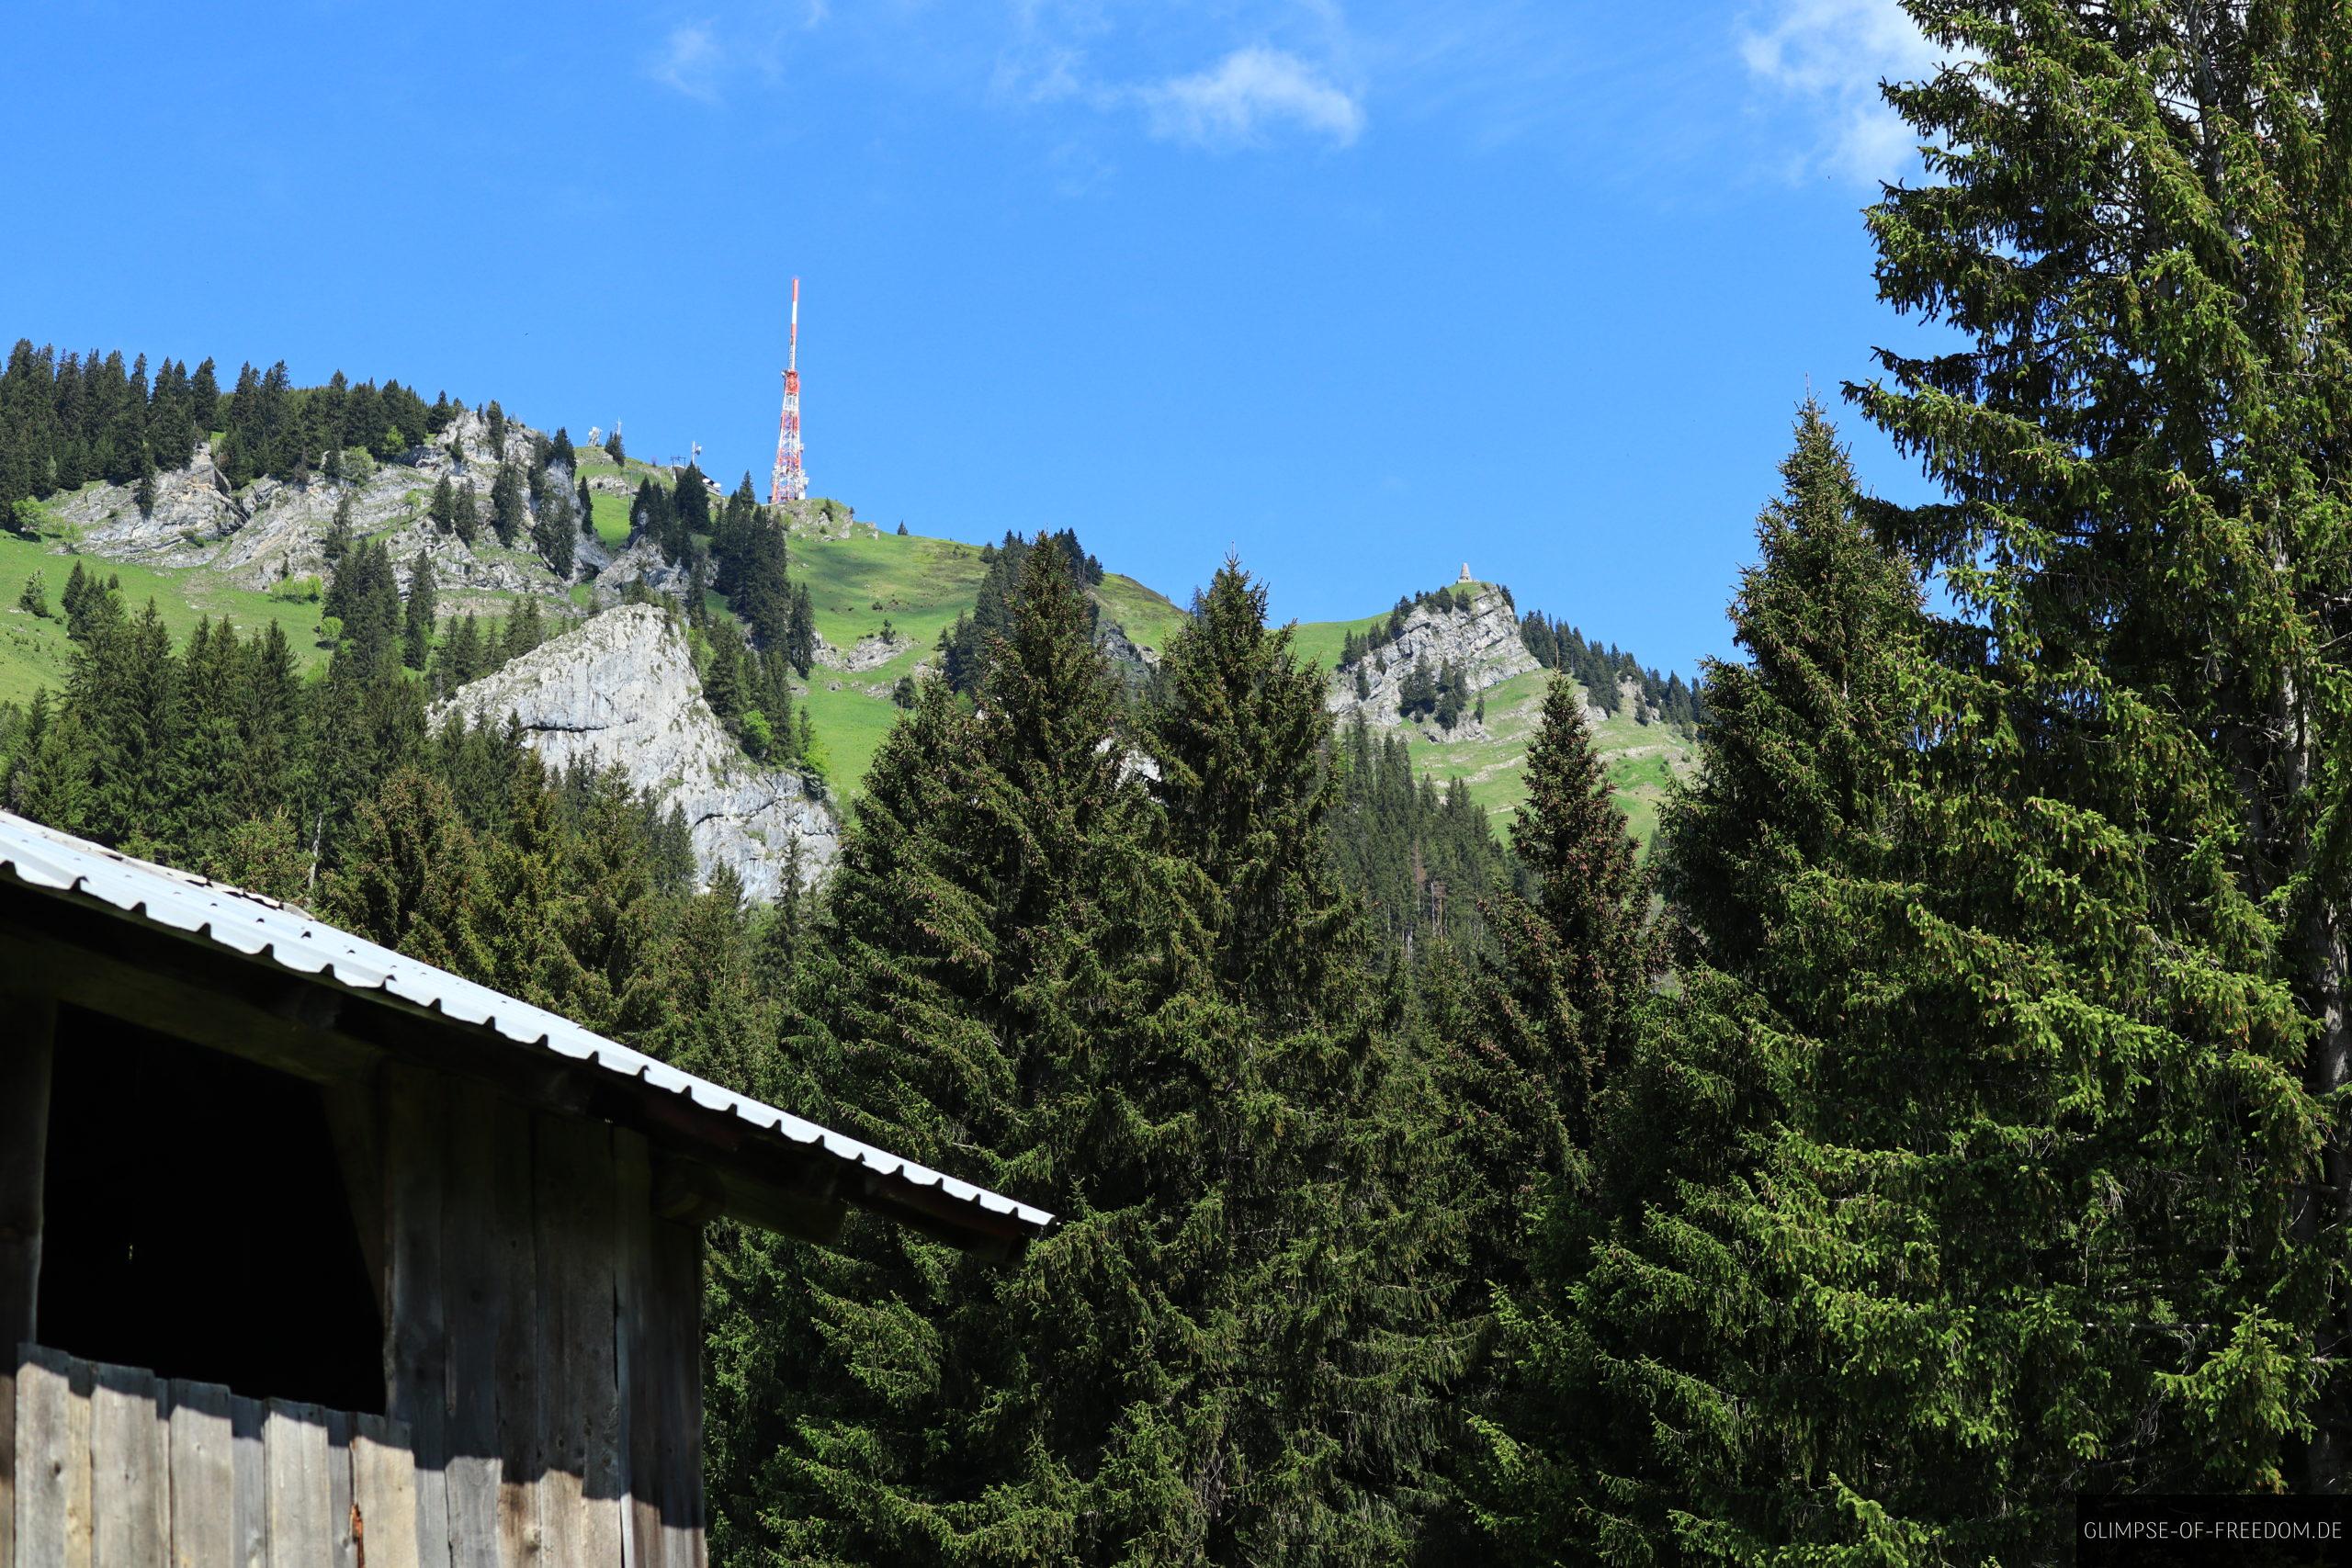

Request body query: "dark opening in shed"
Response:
[36, 1009, 384, 1414]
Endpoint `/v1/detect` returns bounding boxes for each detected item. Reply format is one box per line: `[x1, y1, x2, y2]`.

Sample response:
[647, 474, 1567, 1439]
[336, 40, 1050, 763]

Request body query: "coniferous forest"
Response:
[18, 4, 2352, 1563]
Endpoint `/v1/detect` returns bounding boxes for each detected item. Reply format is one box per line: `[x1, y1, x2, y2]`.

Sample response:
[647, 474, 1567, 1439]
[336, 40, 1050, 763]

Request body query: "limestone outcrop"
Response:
[436, 604, 837, 901]
[813, 630, 911, 673]
[52, 408, 597, 598]
[775, 496, 876, 540]
[589, 537, 692, 608]
[1326, 584, 1541, 743]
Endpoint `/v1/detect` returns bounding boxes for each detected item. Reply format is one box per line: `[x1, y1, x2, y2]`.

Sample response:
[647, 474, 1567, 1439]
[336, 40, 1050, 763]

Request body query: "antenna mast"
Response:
[768, 277, 807, 504]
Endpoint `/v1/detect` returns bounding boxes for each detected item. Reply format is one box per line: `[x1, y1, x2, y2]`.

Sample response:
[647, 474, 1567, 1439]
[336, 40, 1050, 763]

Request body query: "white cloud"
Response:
[1737, 0, 1943, 182]
[650, 21, 725, 101]
[1140, 46, 1365, 151]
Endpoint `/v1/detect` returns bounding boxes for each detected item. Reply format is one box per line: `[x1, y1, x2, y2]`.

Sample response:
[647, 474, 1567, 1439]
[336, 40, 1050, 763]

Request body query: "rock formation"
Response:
[1327, 584, 1540, 742]
[436, 604, 837, 900]
[589, 537, 692, 608]
[812, 629, 912, 673]
[775, 496, 876, 540]
[51, 408, 600, 598]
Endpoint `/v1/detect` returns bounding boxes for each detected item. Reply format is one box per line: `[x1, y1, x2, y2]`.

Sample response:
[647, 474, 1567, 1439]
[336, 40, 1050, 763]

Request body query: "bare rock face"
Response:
[814, 630, 910, 673]
[1328, 584, 1540, 743]
[51, 445, 246, 557]
[55, 412, 592, 599]
[589, 537, 692, 608]
[1097, 621, 1159, 685]
[436, 604, 838, 901]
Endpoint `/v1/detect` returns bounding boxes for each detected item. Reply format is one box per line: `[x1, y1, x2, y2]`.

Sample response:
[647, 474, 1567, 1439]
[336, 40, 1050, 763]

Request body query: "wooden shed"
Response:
[0, 810, 1052, 1568]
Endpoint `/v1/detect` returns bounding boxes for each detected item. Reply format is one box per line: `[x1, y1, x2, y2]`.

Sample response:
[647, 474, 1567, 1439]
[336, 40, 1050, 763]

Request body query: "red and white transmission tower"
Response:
[768, 277, 807, 505]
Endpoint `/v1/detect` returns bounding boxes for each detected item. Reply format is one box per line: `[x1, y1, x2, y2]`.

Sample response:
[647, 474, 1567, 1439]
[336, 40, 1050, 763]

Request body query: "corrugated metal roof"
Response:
[0, 809, 1054, 1242]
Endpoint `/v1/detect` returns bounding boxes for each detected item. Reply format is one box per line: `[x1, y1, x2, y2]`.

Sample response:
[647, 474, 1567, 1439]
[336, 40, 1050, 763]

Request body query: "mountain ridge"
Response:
[0, 346, 1692, 858]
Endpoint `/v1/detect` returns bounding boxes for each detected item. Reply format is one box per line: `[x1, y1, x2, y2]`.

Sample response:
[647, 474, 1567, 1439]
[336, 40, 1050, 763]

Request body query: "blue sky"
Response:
[6, 0, 1951, 673]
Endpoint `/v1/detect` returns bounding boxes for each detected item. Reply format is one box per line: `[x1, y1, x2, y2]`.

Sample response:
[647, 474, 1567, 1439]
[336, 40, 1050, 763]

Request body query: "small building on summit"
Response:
[0, 809, 1051, 1568]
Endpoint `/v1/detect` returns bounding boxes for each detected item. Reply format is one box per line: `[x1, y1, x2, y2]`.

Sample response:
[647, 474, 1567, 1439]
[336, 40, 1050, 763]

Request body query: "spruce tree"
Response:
[1142, 558, 1458, 1557]
[77, 599, 181, 850]
[322, 767, 495, 976]
[491, 461, 525, 547]
[401, 562, 436, 671]
[1857, 0, 2352, 1489]
[165, 617, 248, 866]
[1483, 403, 2330, 1562]
[1443, 668, 1653, 1315]
[712, 538, 1219, 1563]
[323, 491, 355, 568]
[533, 485, 577, 577]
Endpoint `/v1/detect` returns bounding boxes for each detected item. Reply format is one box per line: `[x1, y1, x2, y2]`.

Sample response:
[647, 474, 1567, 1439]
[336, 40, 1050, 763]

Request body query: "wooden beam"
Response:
[321, 1075, 390, 1329]
[0, 924, 371, 1088]
[0, 988, 55, 1354]
[0, 985, 54, 1568]
[380, 1066, 451, 1567]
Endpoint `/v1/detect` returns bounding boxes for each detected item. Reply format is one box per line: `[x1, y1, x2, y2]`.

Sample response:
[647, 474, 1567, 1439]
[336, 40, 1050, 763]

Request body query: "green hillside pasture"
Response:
[782, 534, 1186, 798]
[800, 676, 910, 809]
[1395, 668, 1692, 848]
[1095, 573, 1187, 661]
[792, 531, 991, 653]
[0, 534, 334, 705]
[588, 491, 633, 550]
[783, 531, 985, 794]
[1291, 612, 1390, 671]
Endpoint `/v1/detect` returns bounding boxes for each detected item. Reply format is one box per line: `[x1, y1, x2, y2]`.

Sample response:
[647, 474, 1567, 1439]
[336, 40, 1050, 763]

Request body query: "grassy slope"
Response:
[791, 531, 989, 789]
[0, 522, 336, 705]
[785, 531, 1194, 792]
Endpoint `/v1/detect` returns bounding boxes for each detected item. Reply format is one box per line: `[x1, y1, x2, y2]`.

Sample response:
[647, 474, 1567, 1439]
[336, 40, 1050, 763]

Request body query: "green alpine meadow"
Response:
[13, 1, 2352, 1562]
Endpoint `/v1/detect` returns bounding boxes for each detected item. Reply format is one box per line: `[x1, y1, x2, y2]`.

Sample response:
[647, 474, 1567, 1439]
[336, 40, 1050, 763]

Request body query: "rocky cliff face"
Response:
[1327, 584, 1540, 742]
[589, 536, 692, 608]
[51, 408, 601, 598]
[436, 604, 837, 900]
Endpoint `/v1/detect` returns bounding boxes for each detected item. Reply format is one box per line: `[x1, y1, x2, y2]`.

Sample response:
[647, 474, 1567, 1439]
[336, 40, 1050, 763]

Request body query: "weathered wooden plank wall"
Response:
[374, 1073, 709, 1568]
[11, 1351, 421, 1568]
[534, 1115, 624, 1568]
[439, 1096, 503, 1568]
[7, 1069, 711, 1568]
[224, 1400, 265, 1568]
[382, 1066, 452, 1568]
[165, 1381, 232, 1568]
[351, 1417, 420, 1568]
[485, 1096, 541, 1568]
[15, 1347, 89, 1568]
[323, 1412, 355, 1568]
[89, 1361, 166, 1566]
[651, 1219, 707, 1568]
[262, 1401, 328, 1568]
[0, 994, 60, 1568]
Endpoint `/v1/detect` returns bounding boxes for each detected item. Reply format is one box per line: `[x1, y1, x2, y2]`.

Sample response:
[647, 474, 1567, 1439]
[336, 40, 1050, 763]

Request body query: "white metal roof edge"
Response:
[0, 810, 1055, 1235]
